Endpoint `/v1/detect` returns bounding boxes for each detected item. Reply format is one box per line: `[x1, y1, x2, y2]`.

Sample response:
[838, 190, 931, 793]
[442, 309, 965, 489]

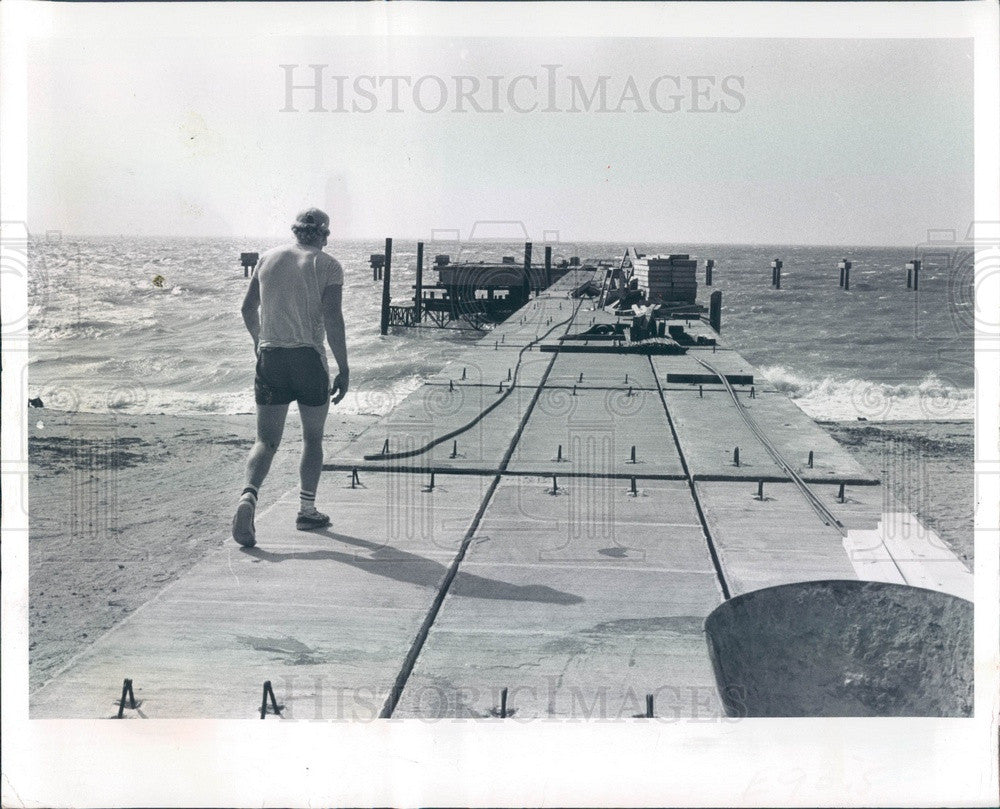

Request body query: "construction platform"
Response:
[30, 269, 972, 719]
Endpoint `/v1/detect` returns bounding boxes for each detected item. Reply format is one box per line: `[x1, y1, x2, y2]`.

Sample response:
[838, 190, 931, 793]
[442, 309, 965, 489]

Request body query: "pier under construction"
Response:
[30, 264, 972, 720]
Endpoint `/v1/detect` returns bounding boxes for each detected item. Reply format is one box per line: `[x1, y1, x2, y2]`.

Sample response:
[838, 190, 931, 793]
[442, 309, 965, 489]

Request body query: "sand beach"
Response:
[27, 408, 378, 692]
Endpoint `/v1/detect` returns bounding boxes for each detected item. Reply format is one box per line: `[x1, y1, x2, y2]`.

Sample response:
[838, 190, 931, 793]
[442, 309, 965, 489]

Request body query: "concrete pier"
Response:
[30, 267, 972, 719]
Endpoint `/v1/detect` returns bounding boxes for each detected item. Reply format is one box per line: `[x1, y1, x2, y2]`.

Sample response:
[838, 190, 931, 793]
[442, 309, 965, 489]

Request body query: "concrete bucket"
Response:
[704, 579, 973, 717]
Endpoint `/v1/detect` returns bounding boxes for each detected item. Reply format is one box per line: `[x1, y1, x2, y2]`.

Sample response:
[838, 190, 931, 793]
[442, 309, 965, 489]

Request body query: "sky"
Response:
[27, 33, 973, 245]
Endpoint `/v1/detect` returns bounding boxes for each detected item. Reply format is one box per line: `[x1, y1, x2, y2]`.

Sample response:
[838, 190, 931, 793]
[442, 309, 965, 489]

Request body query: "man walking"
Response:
[232, 208, 349, 547]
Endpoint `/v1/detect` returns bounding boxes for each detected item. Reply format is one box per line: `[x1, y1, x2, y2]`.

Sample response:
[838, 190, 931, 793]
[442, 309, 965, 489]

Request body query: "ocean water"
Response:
[26, 237, 974, 421]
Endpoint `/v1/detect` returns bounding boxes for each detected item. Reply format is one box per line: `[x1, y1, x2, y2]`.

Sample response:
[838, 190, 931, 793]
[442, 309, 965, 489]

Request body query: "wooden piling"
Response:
[380, 238, 392, 335]
[709, 290, 722, 334]
[545, 245, 552, 289]
[415, 242, 424, 324]
[522, 241, 532, 302]
[240, 252, 259, 279]
[771, 259, 782, 289]
[912, 260, 920, 291]
[838, 259, 851, 290]
[706, 258, 714, 286]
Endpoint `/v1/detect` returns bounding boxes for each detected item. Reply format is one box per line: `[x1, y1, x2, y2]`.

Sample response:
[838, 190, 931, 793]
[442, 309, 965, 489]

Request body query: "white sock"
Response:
[299, 489, 316, 513]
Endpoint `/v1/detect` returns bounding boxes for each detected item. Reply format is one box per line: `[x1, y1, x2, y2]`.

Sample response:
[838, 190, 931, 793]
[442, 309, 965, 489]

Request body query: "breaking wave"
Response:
[757, 366, 974, 421]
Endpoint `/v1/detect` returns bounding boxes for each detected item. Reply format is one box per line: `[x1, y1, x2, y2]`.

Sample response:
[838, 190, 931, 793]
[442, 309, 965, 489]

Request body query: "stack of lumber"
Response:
[633, 254, 698, 303]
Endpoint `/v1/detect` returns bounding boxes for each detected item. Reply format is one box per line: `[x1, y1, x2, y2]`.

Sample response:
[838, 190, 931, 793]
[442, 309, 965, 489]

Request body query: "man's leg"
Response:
[296, 400, 330, 528]
[232, 403, 289, 546]
[248, 403, 290, 487]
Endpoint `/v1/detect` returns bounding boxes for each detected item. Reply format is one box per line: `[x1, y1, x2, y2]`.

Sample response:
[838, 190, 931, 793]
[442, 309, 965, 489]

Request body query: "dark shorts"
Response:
[254, 347, 329, 407]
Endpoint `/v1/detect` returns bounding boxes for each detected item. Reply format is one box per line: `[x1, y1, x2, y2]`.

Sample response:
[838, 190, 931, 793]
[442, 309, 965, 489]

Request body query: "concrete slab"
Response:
[545, 352, 658, 389]
[328, 383, 536, 472]
[506, 389, 685, 478]
[774, 482, 971, 598]
[476, 477, 712, 566]
[740, 392, 880, 483]
[661, 388, 879, 484]
[393, 478, 725, 719]
[31, 473, 491, 718]
[660, 389, 787, 479]
[876, 513, 973, 599]
[651, 352, 758, 384]
[694, 481, 860, 596]
[842, 530, 908, 586]
[426, 349, 553, 391]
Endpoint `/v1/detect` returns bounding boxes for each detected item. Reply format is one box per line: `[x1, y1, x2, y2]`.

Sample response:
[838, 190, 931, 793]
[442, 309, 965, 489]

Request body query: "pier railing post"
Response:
[709, 290, 722, 333]
[415, 241, 424, 324]
[544, 245, 552, 289]
[380, 237, 393, 335]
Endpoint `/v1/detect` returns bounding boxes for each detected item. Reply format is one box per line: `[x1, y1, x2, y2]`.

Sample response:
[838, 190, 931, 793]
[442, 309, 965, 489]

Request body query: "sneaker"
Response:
[296, 509, 331, 531]
[232, 500, 256, 547]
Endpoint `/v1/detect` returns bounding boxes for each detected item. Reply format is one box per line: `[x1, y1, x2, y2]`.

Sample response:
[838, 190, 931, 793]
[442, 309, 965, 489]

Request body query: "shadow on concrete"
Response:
[242, 530, 584, 606]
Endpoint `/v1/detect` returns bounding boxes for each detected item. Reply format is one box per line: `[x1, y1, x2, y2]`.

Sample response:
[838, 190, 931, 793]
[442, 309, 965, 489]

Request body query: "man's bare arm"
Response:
[241, 274, 261, 354]
[322, 284, 349, 403]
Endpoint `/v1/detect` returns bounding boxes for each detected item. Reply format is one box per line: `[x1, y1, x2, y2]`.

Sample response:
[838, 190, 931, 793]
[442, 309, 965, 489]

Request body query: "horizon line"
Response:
[30, 232, 925, 250]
